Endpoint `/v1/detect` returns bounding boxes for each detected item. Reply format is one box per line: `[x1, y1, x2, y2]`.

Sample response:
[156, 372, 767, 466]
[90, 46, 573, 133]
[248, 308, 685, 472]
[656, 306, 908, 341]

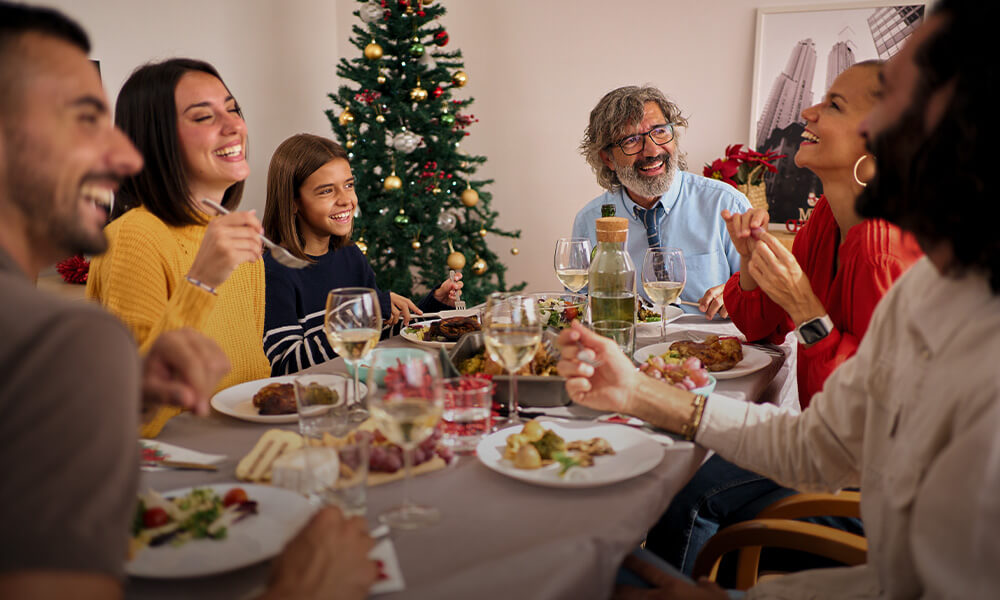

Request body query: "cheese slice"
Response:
[236, 430, 303, 482]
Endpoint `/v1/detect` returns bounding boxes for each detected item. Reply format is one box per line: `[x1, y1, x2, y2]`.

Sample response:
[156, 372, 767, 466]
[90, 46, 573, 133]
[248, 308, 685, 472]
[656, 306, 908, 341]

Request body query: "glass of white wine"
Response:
[367, 347, 444, 529]
[482, 293, 542, 429]
[641, 247, 686, 341]
[325, 287, 382, 422]
[553, 237, 591, 293]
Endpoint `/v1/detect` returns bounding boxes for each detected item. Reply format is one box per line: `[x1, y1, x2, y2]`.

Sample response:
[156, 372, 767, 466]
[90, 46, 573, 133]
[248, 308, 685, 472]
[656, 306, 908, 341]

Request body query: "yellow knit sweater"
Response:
[87, 206, 270, 437]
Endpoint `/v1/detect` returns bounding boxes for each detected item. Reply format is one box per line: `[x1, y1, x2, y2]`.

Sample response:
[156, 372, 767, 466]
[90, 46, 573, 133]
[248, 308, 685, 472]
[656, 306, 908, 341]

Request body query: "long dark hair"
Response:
[857, 0, 999, 293]
[263, 133, 352, 262]
[113, 58, 245, 225]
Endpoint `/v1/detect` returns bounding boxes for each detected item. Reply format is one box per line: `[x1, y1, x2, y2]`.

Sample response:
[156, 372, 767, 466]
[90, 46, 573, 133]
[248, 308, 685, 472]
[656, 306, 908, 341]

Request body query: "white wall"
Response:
[40, 0, 845, 291]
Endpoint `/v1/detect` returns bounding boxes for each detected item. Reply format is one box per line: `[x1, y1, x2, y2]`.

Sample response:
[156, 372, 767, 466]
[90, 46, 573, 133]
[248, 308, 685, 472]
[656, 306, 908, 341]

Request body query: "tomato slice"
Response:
[223, 487, 248, 507]
[143, 507, 170, 529]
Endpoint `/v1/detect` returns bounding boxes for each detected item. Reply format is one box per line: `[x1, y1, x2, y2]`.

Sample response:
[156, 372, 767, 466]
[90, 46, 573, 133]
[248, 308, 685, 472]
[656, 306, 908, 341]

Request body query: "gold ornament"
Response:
[471, 256, 488, 275]
[452, 70, 468, 87]
[356, 238, 368, 254]
[411, 239, 421, 250]
[410, 86, 428, 102]
[364, 42, 384, 60]
[375, 114, 386, 124]
[345, 139, 355, 149]
[383, 173, 403, 191]
[447, 251, 466, 270]
[432, 186, 442, 194]
[460, 186, 480, 207]
[421, 0, 434, 5]
[479, 228, 487, 237]
[338, 109, 354, 126]
[510, 247, 520, 255]
[377, 74, 387, 85]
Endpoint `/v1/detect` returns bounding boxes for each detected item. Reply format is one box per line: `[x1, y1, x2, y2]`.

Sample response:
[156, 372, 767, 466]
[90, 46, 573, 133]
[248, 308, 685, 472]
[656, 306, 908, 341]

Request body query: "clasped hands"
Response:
[721, 208, 825, 325]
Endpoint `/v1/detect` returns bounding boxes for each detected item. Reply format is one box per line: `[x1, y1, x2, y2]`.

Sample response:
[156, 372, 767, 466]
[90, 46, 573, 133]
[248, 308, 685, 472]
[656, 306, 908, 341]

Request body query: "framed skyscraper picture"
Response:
[749, 2, 925, 224]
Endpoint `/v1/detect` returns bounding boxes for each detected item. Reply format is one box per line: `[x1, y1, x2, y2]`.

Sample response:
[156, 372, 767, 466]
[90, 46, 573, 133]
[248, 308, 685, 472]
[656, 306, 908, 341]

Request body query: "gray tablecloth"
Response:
[126, 316, 796, 600]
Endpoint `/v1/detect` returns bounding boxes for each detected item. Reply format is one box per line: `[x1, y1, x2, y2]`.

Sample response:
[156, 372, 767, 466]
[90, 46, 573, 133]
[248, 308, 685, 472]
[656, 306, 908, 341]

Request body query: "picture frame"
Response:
[748, 2, 925, 225]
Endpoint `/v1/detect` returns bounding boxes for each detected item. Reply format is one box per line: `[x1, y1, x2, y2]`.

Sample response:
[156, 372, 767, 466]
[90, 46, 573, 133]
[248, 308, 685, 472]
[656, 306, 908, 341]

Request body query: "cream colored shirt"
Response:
[697, 258, 1000, 599]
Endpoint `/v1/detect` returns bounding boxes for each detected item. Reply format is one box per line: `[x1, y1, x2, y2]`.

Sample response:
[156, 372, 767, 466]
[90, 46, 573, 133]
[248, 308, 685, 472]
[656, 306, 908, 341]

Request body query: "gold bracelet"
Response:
[681, 394, 707, 441]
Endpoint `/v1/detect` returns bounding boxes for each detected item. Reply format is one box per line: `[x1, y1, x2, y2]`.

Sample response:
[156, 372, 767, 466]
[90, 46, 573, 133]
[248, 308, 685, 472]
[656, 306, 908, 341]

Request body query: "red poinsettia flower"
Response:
[703, 158, 739, 188]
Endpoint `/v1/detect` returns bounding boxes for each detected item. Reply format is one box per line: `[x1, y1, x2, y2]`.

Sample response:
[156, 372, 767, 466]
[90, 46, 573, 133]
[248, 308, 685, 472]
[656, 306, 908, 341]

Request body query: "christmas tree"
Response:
[327, 0, 525, 305]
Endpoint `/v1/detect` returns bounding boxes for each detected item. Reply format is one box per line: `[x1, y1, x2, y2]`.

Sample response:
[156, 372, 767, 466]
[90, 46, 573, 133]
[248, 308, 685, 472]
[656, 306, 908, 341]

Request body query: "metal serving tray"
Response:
[448, 330, 570, 408]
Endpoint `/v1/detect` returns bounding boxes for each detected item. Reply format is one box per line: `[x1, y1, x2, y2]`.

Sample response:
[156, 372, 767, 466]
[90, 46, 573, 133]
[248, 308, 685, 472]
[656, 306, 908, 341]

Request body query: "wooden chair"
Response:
[691, 491, 866, 590]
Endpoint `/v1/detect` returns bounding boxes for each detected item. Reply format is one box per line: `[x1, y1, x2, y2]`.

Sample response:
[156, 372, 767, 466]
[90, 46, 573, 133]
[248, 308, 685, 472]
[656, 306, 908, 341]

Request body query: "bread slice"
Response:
[236, 429, 303, 482]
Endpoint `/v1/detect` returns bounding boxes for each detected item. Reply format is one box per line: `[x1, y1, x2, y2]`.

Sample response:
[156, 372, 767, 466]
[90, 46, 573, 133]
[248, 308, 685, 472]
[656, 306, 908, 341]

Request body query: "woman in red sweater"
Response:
[723, 64, 922, 407]
[647, 61, 921, 576]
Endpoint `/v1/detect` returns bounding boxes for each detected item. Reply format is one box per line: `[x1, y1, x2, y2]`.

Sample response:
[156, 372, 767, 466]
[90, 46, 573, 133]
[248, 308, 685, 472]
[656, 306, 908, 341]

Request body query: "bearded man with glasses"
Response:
[574, 86, 750, 319]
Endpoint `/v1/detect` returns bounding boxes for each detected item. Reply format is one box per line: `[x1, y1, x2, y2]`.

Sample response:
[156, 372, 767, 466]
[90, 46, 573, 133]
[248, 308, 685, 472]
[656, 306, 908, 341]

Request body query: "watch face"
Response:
[799, 320, 829, 345]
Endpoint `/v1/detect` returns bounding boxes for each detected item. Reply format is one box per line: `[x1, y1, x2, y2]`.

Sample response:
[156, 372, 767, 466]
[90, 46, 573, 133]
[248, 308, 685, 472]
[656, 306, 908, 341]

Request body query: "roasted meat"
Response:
[669, 335, 744, 372]
[252, 382, 297, 415]
[426, 316, 480, 342]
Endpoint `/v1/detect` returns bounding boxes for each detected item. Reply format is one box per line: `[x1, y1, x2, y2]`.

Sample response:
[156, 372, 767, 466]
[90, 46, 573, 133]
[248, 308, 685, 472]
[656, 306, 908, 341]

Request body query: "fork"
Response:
[450, 269, 466, 310]
[200, 198, 310, 269]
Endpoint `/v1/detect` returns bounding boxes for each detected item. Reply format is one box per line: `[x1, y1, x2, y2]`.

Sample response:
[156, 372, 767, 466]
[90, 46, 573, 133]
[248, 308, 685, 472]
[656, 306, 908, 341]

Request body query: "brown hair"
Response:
[113, 58, 245, 224]
[263, 133, 352, 262]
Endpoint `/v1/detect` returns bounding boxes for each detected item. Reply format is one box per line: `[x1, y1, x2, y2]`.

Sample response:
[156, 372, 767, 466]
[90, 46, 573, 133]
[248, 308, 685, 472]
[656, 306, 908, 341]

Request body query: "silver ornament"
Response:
[391, 131, 421, 154]
[436, 211, 457, 232]
[359, 2, 382, 24]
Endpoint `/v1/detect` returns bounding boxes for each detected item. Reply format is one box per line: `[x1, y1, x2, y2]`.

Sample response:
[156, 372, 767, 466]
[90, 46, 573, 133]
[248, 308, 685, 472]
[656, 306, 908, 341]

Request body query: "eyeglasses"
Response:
[609, 123, 675, 155]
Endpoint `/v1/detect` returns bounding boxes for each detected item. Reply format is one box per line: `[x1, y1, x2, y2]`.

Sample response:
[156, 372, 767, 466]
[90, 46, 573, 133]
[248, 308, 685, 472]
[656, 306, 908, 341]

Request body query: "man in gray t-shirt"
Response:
[0, 4, 377, 599]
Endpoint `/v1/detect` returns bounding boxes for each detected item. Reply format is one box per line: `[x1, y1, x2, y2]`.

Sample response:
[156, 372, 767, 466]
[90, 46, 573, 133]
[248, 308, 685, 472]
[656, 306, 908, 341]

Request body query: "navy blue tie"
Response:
[633, 203, 665, 248]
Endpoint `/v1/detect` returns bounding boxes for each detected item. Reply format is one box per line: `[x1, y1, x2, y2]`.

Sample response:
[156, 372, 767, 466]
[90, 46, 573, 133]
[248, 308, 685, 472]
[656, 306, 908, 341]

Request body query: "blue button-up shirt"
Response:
[571, 171, 749, 312]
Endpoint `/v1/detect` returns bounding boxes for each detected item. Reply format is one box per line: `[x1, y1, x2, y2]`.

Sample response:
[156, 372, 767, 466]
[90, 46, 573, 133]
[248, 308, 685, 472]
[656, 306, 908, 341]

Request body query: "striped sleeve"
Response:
[263, 309, 332, 375]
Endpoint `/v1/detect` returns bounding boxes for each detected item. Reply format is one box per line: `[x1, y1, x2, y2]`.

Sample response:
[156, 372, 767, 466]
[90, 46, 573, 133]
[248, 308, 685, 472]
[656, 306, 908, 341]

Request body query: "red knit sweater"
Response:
[723, 196, 922, 407]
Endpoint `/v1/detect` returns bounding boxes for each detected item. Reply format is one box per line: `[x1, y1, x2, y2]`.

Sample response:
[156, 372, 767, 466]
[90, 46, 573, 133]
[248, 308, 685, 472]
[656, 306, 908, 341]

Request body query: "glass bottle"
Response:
[588, 217, 636, 325]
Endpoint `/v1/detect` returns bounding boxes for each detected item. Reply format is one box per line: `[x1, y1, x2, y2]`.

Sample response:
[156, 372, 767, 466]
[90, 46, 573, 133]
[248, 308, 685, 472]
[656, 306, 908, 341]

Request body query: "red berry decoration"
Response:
[398, 0, 408, 7]
[432, 86, 444, 99]
[434, 31, 449, 46]
[56, 254, 90, 284]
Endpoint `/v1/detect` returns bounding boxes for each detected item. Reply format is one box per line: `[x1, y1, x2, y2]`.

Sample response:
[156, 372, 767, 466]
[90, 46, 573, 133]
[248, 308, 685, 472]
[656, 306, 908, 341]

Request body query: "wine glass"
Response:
[553, 238, 592, 293]
[641, 247, 686, 341]
[325, 287, 381, 422]
[367, 347, 444, 529]
[481, 293, 542, 428]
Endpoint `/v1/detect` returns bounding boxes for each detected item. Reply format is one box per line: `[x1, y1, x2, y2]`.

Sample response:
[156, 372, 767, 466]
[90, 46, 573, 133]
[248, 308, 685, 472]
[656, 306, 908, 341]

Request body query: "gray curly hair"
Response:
[580, 85, 689, 190]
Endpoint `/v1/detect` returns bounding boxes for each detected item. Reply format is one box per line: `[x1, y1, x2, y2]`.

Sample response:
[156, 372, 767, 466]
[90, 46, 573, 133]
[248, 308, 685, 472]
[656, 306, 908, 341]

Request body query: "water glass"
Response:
[592, 320, 635, 358]
[440, 377, 493, 453]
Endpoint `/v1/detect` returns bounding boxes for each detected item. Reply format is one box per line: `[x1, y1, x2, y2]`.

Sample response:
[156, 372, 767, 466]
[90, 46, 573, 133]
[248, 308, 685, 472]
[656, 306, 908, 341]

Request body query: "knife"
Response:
[143, 460, 219, 471]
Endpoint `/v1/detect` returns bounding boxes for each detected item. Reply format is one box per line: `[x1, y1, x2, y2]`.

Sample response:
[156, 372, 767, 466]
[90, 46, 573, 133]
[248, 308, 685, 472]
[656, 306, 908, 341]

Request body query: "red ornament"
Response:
[432, 86, 444, 99]
[398, 0, 408, 7]
[416, 10, 425, 17]
[55, 254, 90, 284]
[434, 31, 449, 46]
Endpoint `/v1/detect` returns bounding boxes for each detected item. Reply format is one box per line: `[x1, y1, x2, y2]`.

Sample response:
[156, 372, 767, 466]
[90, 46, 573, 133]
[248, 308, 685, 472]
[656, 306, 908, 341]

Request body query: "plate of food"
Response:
[210, 374, 366, 424]
[633, 335, 771, 380]
[476, 419, 664, 488]
[532, 292, 587, 330]
[636, 305, 685, 335]
[636, 350, 717, 396]
[401, 315, 481, 348]
[126, 483, 314, 578]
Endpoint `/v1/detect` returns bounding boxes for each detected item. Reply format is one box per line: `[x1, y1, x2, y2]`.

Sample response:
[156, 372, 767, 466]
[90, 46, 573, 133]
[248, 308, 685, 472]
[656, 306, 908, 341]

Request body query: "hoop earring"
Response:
[853, 155, 871, 187]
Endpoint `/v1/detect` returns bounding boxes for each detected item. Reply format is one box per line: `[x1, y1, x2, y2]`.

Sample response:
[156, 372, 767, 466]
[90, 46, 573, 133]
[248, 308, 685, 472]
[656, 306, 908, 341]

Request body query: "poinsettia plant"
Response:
[703, 144, 784, 188]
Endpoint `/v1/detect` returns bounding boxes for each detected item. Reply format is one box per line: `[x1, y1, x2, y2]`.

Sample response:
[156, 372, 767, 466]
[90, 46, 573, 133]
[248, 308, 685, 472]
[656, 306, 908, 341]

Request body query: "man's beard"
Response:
[3, 130, 109, 257]
[856, 102, 928, 231]
[615, 151, 677, 199]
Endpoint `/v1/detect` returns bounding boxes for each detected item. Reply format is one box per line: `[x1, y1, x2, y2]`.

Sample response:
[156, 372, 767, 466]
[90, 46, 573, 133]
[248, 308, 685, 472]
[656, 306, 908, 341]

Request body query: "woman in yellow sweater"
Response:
[87, 58, 271, 436]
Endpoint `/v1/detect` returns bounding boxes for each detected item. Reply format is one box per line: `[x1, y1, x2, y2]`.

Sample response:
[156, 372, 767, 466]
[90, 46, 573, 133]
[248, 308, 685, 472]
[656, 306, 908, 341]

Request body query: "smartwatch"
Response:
[794, 314, 834, 346]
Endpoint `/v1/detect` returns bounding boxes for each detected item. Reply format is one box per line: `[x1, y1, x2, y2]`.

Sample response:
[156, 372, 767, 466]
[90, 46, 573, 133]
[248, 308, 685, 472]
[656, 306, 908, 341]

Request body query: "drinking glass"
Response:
[325, 287, 381, 422]
[641, 247, 686, 341]
[440, 377, 493, 453]
[592, 320, 636, 358]
[553, 238, 592, 293]
[367, 347, 444, 529]
[481, 293, 542, 429]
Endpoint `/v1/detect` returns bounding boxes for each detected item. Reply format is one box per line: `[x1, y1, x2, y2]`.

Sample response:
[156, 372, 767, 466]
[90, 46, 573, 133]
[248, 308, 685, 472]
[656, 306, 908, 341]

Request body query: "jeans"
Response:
[645, 454, 864, 577]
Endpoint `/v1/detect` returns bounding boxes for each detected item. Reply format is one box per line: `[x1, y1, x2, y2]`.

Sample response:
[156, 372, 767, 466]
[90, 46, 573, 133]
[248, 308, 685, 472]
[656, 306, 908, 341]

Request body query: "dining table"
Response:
[125, 313, 798, 600]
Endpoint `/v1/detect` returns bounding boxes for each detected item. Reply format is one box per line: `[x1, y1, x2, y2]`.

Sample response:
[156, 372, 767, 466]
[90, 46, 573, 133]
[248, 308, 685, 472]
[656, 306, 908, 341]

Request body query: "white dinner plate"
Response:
[210, 374, 366, 424]
[636, 305, 685, 335]
[400, 317, 481, 349]
[476, 421, 664, 488]
[126, 483, 315, 578]
[633, 342, 771, 380]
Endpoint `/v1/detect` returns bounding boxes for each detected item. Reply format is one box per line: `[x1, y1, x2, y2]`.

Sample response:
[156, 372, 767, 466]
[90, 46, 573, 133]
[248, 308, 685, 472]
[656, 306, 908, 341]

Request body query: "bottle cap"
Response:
[595, 217, 628, 243]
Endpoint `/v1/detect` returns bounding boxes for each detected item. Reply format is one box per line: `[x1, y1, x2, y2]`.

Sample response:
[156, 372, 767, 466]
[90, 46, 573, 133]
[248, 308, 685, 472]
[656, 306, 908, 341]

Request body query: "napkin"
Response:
[369, 536, 406, 595]
[140, 440, 227, 472]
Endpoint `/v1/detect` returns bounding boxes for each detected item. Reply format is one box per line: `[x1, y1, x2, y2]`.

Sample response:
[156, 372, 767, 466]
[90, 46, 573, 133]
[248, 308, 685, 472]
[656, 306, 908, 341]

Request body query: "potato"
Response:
[521, 419, 545, 442]
[514, 444, 542, 469]
[504, 433, 529, 460]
